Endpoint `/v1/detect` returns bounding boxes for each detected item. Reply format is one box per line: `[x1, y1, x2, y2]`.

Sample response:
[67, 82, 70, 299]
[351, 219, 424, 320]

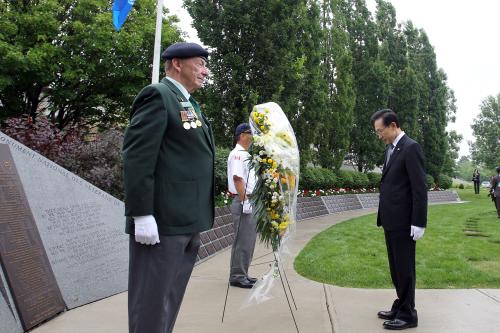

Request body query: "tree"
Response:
[317, 0, 355, 169]
[470, 93, 500, 169]
[344, 0, 389, 171]
[376, 0, 420, 140]
[185, 0, 327, 167]
[404, 24, 453, 180]
[0, 0, 182, 129]
[455, 155, 475, 181]
[441, 130, 462, 177]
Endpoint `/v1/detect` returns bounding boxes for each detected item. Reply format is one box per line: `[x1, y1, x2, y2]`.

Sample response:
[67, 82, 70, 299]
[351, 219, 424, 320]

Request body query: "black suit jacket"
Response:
[491, 174, 500, 197]
[377, 134, 428, 231]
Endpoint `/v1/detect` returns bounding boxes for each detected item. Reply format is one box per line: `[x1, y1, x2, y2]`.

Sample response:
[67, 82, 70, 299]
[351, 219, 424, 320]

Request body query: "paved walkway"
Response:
[33, 208, 500, 333]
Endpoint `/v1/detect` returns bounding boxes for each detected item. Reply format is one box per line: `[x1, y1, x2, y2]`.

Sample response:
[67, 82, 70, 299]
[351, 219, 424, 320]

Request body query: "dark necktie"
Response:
[386, 144, 395, 164]
[189, 96, 201, 117]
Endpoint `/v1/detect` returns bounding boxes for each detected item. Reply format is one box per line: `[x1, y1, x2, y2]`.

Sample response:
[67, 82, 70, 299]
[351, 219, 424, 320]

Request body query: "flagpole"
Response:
[151, 0, 164, 84]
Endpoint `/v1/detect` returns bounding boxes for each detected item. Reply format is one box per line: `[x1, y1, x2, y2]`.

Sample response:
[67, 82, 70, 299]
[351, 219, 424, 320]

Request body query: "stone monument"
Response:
[0, 132, 128, 331]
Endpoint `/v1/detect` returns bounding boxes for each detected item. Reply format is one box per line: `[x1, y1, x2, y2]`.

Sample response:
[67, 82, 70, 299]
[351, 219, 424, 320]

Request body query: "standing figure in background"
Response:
[472, 169, 481, 194]
[123, 42, 214, 333]
[227, 123, 258, 289]
[371, 109, 427, 330]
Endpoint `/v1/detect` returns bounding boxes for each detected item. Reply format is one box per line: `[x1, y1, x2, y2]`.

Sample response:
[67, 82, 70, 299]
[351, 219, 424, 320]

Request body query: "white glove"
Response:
[242, 199, 252, 214]
[410, 225, 425, 241]
[133, 215, 160, 245]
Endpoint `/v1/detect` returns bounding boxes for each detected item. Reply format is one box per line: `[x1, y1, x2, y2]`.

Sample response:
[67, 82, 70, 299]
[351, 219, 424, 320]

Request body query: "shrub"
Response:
[297, 167, 377, 190]
[309, 168, 326, 189]
[299, 167, 315, 190]
[61, 129, 124, 199]
[215, 147, 230, 195]
[436, 174, 453, 189]
[2, 115, 82, 164]
[350, 171, 370, 188]
[458, 183, 464, 189]
[2, 116, 126, 198]
[367, 172, 382, 188]
[335, 170, 354, 188]
[321, 168, 337, 189]
[425, 174, 435, 190]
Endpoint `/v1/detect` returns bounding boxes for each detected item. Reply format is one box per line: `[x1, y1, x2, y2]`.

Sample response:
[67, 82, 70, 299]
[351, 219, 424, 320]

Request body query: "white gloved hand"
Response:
[133, 215, 160, 245]
[410, 225, 425, 241]
[242, 199, 252, 214]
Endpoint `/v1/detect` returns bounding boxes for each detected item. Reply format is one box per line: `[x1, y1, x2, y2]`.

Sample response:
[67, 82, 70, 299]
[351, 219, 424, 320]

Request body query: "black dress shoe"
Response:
[383, 319, 417, 330]
[229, 279, 254, 289]
[247, 277, 258, 283]
[377, 310, 397, 320]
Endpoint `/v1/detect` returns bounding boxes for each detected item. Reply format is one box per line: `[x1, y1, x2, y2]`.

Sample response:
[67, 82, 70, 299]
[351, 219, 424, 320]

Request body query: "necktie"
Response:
[386, 144, 395, 164]
[189, 97, 201, 116]
[189, 96, 205, 127]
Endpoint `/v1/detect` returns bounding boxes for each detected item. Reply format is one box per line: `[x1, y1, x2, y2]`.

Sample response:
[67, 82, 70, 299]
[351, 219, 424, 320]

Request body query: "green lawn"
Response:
[294, 189, 500, 288]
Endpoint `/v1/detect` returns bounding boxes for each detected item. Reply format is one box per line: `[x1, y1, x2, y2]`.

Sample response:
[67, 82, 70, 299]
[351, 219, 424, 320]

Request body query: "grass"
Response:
[294, 189, 500, 288]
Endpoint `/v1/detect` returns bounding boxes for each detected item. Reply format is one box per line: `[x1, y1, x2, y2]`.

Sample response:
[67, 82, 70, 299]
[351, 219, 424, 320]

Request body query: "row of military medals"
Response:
[180, 103, 202, 130]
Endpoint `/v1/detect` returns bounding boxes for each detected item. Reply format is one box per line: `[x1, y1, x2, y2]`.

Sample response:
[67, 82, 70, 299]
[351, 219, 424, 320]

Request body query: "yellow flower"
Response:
[279, 222, 289, 230]
[287, 173, 296, 189]
[260, 125, 265, 131]
[272, 162, 277, 169]
[267, 158, 273, 164]
[276, 131, 295, 147]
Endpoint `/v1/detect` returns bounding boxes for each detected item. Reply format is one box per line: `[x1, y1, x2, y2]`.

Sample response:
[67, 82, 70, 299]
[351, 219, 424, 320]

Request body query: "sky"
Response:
[165, 0, 500, 157]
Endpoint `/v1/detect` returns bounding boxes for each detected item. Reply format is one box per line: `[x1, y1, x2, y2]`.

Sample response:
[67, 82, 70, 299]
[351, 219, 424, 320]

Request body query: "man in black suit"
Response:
[490, 167, 500, 218]
[371, 109, 428, 330]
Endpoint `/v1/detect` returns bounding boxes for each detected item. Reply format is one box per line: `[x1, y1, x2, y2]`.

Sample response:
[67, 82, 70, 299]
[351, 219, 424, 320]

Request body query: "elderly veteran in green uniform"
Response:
[122, 42, 215, 333]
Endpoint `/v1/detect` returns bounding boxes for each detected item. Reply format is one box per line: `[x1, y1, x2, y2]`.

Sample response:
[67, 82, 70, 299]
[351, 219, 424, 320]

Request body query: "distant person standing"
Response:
[227, 123, 258, 288]
[472, 169, 481, 194]
[490, 167, 500, 218]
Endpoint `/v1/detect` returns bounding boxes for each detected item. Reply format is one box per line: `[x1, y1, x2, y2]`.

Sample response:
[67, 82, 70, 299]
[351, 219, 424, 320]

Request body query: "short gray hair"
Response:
[164, 59, 173, 72]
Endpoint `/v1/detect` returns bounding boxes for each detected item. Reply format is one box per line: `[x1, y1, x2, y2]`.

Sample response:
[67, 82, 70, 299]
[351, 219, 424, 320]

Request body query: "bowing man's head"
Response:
[371, 109, 402, 145]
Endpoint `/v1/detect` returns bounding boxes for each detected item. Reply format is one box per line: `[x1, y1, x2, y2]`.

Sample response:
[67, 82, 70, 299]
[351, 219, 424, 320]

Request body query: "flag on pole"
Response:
[112, 0, 136, 31]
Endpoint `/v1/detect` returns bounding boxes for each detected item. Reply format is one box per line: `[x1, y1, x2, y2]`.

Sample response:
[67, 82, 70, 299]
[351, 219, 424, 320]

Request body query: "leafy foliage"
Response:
[0, 0, 182, 129]
[214, 146, 231, 195]
[435, 174, 453, 189]
[425, 174, 435, 190]
[1, 115, 81, 163]
[471, 93, 500, 169]
[2, 115, 124, 198]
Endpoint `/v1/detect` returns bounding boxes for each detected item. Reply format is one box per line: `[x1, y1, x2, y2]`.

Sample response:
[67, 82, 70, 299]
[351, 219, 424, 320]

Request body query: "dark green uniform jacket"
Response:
[123, 78, 215, 235]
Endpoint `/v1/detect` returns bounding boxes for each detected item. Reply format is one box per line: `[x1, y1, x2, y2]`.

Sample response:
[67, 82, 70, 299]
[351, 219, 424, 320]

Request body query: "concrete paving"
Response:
[32, 208, 500, 333]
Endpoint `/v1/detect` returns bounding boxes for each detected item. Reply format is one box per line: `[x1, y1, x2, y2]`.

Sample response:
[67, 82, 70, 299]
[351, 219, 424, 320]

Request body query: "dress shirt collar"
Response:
[235, 143, 247, 152]
[391, 131, 405, 148]
[165, 76, 190, 100]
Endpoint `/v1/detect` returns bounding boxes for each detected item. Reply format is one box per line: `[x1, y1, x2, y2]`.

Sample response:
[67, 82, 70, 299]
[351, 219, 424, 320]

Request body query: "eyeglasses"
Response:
[374, 126, 387, 135]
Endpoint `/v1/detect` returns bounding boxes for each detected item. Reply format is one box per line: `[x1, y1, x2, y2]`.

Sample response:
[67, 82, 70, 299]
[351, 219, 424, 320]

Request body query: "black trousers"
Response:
[495, 197, 500, 217]
[474, 181, 480, 194]
[384, 229, 417, 322]
[128, 233, 201, 333]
